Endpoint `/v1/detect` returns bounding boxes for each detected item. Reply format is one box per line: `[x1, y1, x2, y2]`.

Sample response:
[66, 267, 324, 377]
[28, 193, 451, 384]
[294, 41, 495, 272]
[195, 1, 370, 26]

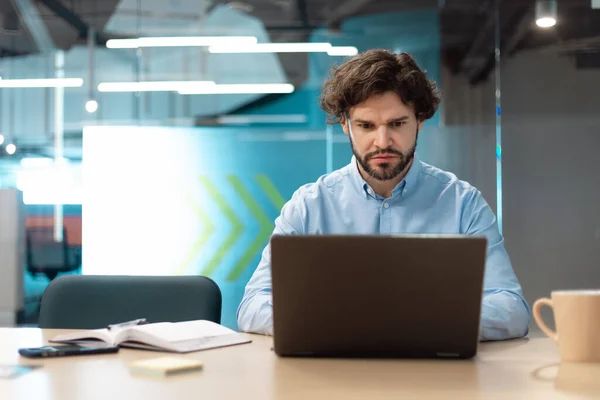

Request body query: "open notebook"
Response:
[49, 320, 251, 353]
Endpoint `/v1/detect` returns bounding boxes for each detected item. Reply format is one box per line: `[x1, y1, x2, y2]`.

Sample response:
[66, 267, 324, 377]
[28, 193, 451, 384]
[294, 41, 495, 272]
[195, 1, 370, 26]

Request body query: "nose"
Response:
[373, 125, 393, 149]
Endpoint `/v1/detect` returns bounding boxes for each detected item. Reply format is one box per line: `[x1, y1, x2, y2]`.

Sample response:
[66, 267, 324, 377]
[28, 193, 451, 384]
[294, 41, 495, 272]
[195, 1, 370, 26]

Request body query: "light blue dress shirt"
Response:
[237, 154, 531, 341]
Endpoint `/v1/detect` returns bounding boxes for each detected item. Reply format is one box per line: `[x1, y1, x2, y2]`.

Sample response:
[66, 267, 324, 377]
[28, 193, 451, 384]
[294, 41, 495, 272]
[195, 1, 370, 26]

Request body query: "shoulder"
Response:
[417, 161, 494, 231]
[289, 164, 353, 203]
[418, 160, 478, 197]
[278, 164, 352, 228]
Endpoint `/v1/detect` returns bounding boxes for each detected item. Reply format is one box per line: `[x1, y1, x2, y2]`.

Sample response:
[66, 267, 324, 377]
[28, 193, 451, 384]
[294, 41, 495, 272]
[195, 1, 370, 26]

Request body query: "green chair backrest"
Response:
[39, 275, 222, 329]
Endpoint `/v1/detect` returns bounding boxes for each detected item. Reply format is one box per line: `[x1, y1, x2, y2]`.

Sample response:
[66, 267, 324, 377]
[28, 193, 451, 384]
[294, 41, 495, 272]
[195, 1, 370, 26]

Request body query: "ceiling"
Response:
[0, 0, 599, 160]
[1, 0, 599, 84]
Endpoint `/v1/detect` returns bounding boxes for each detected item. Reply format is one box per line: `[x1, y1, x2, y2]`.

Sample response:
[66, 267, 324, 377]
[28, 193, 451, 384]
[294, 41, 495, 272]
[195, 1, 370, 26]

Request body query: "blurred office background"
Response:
[0, 0, 598, 330]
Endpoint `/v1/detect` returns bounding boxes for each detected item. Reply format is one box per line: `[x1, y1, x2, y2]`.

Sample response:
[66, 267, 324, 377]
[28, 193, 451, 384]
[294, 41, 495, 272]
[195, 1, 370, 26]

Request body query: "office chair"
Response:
[38, 275, 222, 329]
[26, 227, 80, 281]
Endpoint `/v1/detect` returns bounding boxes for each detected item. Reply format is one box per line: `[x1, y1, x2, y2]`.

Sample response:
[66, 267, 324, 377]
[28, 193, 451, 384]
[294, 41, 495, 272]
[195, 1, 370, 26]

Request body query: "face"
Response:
[342, 91, 423, 181]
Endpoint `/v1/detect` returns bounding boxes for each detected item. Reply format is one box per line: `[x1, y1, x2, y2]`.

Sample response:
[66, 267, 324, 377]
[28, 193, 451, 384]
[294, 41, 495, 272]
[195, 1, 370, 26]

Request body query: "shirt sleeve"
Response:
[236, 189, 307, 334]
[463, 189, 531, 341]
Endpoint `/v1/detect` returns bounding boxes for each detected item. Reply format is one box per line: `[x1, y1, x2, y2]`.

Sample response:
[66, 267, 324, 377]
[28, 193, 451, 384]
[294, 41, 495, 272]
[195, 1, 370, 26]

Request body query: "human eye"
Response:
[358, 123, 374, 130]
[391, 120, 405, 128]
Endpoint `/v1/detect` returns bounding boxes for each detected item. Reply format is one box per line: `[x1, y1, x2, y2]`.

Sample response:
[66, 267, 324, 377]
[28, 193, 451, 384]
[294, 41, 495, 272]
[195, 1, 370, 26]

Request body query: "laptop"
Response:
[270, 234, 487, 359]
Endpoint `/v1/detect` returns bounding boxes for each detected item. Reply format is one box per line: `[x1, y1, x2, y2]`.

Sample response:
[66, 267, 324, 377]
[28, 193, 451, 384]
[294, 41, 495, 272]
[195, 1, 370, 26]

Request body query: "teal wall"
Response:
[80, 126, 351, 329]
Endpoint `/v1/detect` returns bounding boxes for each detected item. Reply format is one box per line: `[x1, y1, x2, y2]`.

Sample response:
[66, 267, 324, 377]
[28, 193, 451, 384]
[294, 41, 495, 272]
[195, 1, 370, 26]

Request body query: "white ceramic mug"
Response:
[533, 290, 600, 362]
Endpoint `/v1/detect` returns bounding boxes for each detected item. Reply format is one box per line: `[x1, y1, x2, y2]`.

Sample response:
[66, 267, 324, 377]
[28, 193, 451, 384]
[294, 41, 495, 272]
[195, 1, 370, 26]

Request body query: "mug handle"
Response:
[533, 297, 558, 342]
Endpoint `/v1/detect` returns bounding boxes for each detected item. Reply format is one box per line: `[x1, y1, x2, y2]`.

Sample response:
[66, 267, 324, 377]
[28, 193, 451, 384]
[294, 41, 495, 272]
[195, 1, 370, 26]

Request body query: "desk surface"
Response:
[1, 328, 599, 400]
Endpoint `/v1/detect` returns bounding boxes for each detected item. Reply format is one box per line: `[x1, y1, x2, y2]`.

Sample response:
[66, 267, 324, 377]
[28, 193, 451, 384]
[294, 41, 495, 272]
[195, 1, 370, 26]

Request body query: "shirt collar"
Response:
[349, 152, 421, 199]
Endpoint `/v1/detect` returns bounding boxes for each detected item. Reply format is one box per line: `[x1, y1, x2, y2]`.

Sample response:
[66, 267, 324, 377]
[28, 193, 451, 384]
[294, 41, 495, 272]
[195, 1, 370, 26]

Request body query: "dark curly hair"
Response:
[319, 49, 441, 124]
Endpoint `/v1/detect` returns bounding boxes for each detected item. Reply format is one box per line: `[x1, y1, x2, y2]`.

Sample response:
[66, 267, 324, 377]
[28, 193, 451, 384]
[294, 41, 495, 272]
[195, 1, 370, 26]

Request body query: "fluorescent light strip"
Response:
[208, 42, 333, 53]
[217, 114, 307, 124]
[327, 46, 359, 56]
[0, 78, 83, 88]
[179, 83, 295, 95]
[98, 80, 215, 92]
[106, 36, 258, 49]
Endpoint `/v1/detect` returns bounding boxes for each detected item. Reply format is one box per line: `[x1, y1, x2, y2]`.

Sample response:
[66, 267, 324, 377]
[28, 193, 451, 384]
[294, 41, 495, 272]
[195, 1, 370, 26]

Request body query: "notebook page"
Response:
[50, 328, 117, 345]
[119, 320, 251, 352]
[129, 320, 235, 342]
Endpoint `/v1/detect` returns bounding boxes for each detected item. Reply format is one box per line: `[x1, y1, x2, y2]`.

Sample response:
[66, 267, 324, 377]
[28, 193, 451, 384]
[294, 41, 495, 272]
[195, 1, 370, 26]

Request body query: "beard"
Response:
[350, 134, 417, 181]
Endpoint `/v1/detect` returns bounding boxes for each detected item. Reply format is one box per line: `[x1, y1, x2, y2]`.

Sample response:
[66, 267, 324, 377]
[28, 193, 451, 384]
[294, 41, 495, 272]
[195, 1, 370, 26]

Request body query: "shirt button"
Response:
[383, 203, 389, 209]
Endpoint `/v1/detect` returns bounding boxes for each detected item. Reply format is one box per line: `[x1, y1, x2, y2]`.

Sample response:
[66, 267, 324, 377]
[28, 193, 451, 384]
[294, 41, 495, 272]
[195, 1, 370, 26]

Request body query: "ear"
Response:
[341, 116, 350, 136]
[417, 118, 425, 132]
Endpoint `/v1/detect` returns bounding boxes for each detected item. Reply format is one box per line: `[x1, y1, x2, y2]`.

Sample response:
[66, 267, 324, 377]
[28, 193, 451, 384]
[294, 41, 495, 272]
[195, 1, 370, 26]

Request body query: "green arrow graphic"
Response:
[199, 176, 244, 277]
[175, 193, 216, 275]
[226, 176, 273, 281]
[255, 174, 286, 211]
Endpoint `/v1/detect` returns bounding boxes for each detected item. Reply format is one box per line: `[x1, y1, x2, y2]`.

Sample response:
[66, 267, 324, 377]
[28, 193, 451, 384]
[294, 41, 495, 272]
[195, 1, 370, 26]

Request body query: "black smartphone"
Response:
[18, 344, 120, 358]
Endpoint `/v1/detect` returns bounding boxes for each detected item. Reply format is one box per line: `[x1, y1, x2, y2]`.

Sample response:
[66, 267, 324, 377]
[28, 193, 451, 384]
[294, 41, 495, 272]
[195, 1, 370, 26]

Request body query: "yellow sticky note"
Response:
[130, 357, 203, 377]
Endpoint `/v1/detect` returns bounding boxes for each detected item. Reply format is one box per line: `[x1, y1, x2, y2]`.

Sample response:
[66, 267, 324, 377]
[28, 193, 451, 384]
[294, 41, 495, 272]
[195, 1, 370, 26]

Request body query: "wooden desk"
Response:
[1, 328, 599, 400]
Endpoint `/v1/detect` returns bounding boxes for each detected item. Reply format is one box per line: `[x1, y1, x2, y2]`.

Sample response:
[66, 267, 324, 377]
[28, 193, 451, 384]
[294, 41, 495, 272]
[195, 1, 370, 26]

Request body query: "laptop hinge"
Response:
[436, 352, 460, 358]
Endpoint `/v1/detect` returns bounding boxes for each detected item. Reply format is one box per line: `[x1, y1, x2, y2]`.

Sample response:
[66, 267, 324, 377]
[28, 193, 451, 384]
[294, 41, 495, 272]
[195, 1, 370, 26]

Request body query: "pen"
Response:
[107, 318, 148, 330]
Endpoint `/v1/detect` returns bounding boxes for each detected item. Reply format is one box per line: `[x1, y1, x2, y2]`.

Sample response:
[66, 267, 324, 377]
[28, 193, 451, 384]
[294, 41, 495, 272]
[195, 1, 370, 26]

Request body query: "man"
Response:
[237, 49, 530, 341]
